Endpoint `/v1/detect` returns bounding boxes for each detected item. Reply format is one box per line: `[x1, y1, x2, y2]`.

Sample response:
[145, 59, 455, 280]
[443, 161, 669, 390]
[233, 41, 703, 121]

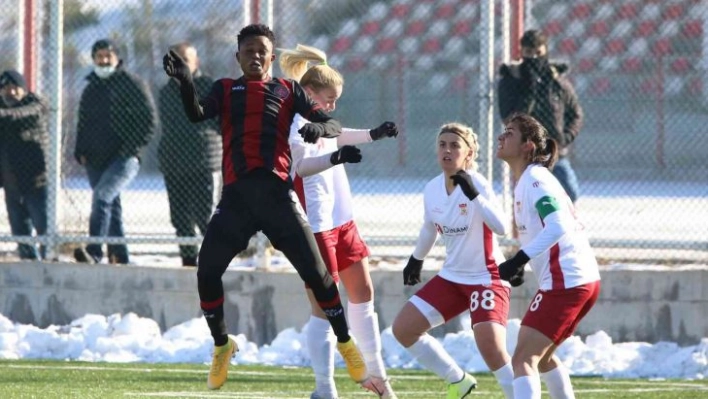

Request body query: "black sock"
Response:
[317, 291, 351, 343]
[202, 301, 228, 346]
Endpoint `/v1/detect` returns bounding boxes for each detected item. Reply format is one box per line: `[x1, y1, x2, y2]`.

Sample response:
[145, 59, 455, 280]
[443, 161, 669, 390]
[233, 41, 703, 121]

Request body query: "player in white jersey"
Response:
[280, 44, 399, 399]
[391, 122, 515, 399]
[496, 113, 601, 399]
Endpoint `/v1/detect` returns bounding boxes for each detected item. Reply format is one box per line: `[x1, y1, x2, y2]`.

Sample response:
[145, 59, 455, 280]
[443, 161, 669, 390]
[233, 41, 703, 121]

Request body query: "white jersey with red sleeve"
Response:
[288, 114, 371, 233]
[514, 164, 601, 290]
[412, 171, 509, 286]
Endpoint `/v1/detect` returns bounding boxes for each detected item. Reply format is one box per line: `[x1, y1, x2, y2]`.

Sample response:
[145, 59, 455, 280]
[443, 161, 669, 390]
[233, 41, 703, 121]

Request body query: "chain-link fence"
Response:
[0, 0, 706, 264]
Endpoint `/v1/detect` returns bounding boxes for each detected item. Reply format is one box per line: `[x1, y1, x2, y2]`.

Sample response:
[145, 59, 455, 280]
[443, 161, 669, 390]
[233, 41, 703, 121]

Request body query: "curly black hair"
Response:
[237, 24, 276, 49]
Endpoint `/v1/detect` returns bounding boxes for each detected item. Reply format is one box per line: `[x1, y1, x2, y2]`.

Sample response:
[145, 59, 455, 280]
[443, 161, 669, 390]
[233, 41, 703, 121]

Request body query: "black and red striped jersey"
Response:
[180, 76, 340, 184]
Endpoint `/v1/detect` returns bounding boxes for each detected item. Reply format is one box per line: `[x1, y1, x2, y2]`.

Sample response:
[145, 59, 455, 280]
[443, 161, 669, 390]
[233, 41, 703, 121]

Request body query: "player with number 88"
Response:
[392, 123, 515, 399]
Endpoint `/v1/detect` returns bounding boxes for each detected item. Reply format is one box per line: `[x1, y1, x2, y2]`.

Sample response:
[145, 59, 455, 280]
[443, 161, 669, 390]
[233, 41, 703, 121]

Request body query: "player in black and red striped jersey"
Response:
[162, 23, 366, 391]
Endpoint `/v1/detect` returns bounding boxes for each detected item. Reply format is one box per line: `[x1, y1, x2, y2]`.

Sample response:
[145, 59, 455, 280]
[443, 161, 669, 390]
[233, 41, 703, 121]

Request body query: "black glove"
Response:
[498, 250, 530, 283]
[369, 121, 398, 141]
[508, 267, 525, 287]
[162, 50, 192, 82]
[298, 123, 325, 144]
[330, 145, 362, 165]
[403, 256, 423, 286]
[449, 170, 480, 201]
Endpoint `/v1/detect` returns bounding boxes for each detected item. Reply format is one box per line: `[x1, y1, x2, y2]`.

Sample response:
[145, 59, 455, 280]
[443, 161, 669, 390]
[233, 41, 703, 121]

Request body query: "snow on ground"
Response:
[0, 311, 706, 380]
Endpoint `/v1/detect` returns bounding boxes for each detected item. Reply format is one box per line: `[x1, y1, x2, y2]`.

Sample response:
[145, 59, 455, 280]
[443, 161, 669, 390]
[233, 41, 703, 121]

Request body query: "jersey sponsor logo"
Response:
[434, 223, 468, 235]
[532, 181, 540, 188]
[273, 85, 290, 99]
[232, 85, 245, 91]
[459, 203, 468, 216]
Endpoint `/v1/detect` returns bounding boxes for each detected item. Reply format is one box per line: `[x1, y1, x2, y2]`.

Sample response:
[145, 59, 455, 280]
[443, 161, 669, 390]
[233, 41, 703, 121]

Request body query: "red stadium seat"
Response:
[571, 3, 592, 20]
[422, 38, 441, 54]
[640, 77, 657, 95]
[682, 20, 703, 38]
[621, 57, 642, 73]
[331, 37, 351, 53]
[361, 21, 380, 36]
[590, 77, 611, 95]
[436, 3, 455, 19]
[544, 20, 564, 36]
[686, 77, 702, 96]
[452, 20, 472, 36]
[557, 38, 578, 55]
[390, 3, 411, 18]
[670, 57, 691, 74]
[616, 3, 639, 19]
[577, 58, 596, 73]
[605, 38, 627, 56]
[346, 56, 367, 73]
[589, 20, 609, 37]
[662, 3, 685, 20]
[651, 38, 672, 57]
[635, 20, 658, 38]
[406, 20, 426, 36]
[377, 38, 397, 54]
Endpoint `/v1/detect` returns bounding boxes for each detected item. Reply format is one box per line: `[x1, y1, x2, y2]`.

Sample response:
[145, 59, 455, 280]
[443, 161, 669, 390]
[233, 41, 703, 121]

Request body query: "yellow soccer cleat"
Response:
[207, 336, 238, 390]
[336, 338, 367, 383]
[446, 373, 477, 399]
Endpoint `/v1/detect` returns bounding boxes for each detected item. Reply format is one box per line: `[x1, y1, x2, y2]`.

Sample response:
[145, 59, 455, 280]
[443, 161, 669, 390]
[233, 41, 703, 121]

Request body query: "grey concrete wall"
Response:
[1, 263, 706, 346]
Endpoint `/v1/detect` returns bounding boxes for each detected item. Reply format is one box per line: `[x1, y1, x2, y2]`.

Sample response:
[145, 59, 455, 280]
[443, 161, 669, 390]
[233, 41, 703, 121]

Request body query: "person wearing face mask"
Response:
[497, 30, 583, 203]
[157, 42, 221, 267]
[73, 38, 157, 264]
[0, 70, 49, 260]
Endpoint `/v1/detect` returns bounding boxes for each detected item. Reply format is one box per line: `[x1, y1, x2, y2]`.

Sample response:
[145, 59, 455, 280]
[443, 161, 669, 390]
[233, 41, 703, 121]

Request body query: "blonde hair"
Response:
[278, 44, 344, 91]
[438, 122, 479, 171]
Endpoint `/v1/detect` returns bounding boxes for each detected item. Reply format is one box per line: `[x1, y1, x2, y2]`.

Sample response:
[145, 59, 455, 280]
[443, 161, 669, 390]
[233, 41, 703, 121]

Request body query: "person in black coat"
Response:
[498, 30, 584, 203]
[73, 39, 156, 264]
[158, 42, 221, 267]
[0, 70, 48, 260]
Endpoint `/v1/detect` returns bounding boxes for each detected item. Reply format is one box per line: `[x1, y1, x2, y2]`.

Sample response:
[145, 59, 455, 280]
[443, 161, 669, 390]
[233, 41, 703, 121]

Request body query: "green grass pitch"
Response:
[0, 360, 706, 398]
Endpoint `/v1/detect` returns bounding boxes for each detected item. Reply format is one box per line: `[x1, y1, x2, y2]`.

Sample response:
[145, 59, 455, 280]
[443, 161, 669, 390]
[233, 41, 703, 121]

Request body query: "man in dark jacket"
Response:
[158, 42, 221, 267]
[498, 29, 584, 202]
[0, 70, 48, 260]
[74, 39, 156, 264]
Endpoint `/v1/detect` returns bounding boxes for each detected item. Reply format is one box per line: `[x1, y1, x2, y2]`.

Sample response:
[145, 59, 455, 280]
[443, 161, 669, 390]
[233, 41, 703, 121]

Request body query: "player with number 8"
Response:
[496, 113, 601, 399]
[392, 123, 515, 399]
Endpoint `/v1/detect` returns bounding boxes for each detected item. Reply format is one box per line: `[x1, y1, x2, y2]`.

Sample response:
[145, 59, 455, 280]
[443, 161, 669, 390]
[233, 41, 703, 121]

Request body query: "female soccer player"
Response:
[280, 44, 399, 399]
[163, 25, 365, 391]
[391, 122, 515, 399]
[496, 113, 601, 399]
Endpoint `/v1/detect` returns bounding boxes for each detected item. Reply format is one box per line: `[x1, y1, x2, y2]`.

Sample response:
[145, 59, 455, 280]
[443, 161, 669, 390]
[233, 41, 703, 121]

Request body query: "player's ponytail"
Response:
[505, 113, 558, 169]
[278, 44, 343, 90]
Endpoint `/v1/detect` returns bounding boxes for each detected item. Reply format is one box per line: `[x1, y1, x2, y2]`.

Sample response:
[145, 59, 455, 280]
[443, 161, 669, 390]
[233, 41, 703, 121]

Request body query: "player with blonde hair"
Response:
[391, 122, 515, 399]
[281, 44, 399, 399]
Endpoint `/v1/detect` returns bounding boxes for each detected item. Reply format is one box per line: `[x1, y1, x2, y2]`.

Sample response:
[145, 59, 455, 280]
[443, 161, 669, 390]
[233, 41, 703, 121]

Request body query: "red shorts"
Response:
[521, 280, 601, 345]
[411, 275, 511, 328]
[307, 220, 370, 286]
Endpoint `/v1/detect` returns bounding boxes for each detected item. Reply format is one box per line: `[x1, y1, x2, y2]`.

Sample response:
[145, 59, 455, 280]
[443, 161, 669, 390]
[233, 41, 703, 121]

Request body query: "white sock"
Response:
[541, 365, 575, 399]
[348, 300, 387, 378]
[513, 375, 542, 399]
[492, 363, 515, 399]
[407, 333, 464, 384]
[307, 315, 337, 398]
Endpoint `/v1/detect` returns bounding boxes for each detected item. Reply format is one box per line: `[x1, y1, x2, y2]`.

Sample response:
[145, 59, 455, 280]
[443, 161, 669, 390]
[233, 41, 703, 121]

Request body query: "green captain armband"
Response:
[535, 195, 561, 219]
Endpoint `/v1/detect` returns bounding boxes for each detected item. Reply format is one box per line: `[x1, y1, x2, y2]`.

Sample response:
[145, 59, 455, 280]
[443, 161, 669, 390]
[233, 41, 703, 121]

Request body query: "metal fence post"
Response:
[46, 0, 63, 260]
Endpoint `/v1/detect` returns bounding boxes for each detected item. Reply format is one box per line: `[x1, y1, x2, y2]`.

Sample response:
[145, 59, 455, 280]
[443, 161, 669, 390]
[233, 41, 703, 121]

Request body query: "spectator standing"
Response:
[158, 42, 221, 267]
[73, 39, 156, 264]
[497, 30, 584, 203]
[0, 70, 48, 260]
[162, 24, 366, 390]
[496, 113, 601, 399]
[280, 44, 399, 399]
[391, 123, 514, 399]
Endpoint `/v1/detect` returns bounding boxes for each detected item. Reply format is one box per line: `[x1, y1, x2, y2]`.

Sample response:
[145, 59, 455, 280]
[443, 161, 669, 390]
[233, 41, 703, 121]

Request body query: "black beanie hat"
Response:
[0, 70, 27, 90]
